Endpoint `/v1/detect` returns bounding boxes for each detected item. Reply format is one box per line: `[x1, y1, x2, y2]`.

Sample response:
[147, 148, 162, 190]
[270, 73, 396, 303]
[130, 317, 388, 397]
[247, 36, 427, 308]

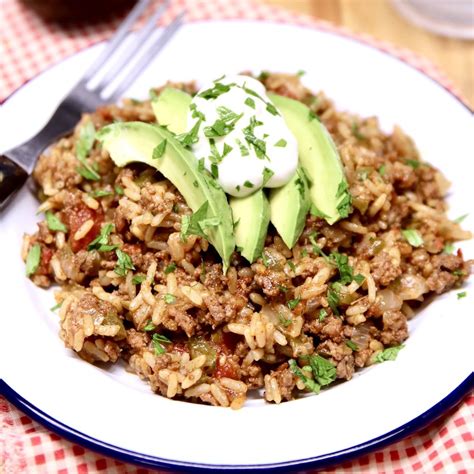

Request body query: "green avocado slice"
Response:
[96, 122, 235, 272]
[268, 93, 351, 224]
[269, 167, 310, 249]
[152, 87, 192, 134]
[229, 191, 270, 263]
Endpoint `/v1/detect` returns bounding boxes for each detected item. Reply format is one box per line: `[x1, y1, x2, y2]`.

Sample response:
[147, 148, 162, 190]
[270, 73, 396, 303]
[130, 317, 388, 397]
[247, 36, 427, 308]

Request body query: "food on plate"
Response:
[22, 72, 472, 409]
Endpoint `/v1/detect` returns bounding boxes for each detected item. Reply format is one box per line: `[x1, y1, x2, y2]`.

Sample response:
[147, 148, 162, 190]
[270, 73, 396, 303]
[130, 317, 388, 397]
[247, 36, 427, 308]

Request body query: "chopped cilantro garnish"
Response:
[261, 251, 270, 267]
[287, 261, 296, 272]
[164, 293, 176, 304]
[373, 344, 404, 363]
[345, 340, 358, 351]
[351, 122, 365, 140]
[210, 163, 219, 179]
[132, 275, 146, 285]
[77, 164, 100, 181]
[279, 313, 292, 327]
[308, 110, 318, 121]
[114, 249, 135, 276]
[301, 248, 308, 257]
[193, 180, 199, 188]
[288, 359, 320, 393]
[457, 291, 467, 299]
[243, 180, 254, 188]
[319, 308, 327, 322]
[378, 164, 386, 176]
[405, 158, 420, 169]
[278, 285, 288, 293]
[25, 244, 41, 276]
[274, 138, 287, 147]
[327, 285, 340, 315]
[336, 180, 352, 218]
[402, 229, 423, 247]
[262, 167, 274, 186]
[443, 243, 455, 254]
[76, 121, 99, 181]
[287, 297, 301, 310]
[454, 214, 468, 224]
[90, 189, 113, 198]
[307, 354, 336, 386]
[243, 116, 267, 159]
[198, 82, 232, 100]
[204, 108, 243, 137]
[143, 321, 156, 331]
[88, 223, 115, 252]
[190, 103, 206, 120]
[152, 139, 167, 159]
[222, 143, 233, 158]
[45, 211, 67, 233]
[452, 269, 465, 277]
[266, 103, 279, 116]
[152, 333, 171, 355]
[50, 301, 63, 312]
[197, 158, 205, 173]
[164, 263, 176, 274]
[236, 139, 250, 156]
[114, 185, 124, 196]
[296, 70, 306, 77]
[177, 119, 201, 147]
[245, 97, 255, 109]
[181, 201, 220, 241]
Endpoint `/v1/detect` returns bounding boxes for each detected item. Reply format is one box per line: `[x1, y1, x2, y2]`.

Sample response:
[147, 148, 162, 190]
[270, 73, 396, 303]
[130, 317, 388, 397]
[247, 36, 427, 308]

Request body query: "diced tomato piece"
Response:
[36, 246, 53, 275]
[214, 350, 237, 379]
[64, 202, 104, 252]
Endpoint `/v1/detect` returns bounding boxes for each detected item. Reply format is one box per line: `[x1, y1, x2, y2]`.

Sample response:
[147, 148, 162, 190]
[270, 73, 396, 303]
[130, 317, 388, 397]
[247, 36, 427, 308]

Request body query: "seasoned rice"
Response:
[23, 73, 472, 408]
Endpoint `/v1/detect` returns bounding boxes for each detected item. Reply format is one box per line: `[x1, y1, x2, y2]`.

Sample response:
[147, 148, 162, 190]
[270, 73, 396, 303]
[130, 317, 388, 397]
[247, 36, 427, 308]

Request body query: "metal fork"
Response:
[0, 0, 185, 211]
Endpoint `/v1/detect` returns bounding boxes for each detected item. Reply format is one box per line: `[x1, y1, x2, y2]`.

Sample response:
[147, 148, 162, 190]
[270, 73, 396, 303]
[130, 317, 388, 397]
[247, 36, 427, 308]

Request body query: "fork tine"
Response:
[93, 0, 171, 93]
[83, 0, 152, 82]
[108, 11, 186, 102]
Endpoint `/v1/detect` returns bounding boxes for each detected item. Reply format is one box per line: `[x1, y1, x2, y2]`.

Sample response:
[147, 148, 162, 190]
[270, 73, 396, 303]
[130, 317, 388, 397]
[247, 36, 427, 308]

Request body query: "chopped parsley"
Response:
[152, 139, 167, 159]
[452, 269, 465, 277]
[288, 359, 320, 393]
[245, 97, 256, 109]
[45, 211, 67, 233]
[378, 164, 386, 176]
[327, 285, 340, 315]
[90, 189, 113, 198]
[198, 81, 232, 100]
[345, 340, 358, 351]
[266, 103, 279, 116]
[164, 263, 176, 274]
[307, 354, 336, 386]
[454, 214, 468, 224]
[308, 110, 319, 121]
[319, 308, 328, 322]
[236, 139, 250, 156]
[181, 201, 220, 240]
[132, 275, 146, 285]
[76, 121, 99, 181]
[405, 158, 420, 169]
[114, 185, 124, 195]
[50, 301, 62, 312]
[262, 167, 274, 186]
[402, 229, 423, 247]
[287, 297, 301, 310]
[373, 344, 404, 363]
[143, 321, 156, 331]
[243, 180, 254, 188]
[222, 143, 233, 158]
[114, 249, 135, 276]
[336, 180, 352, 218]
[152, 333, 171, 355]
[177, 119, 201, 147]
[274, 138, 287, 147]
[443, 243, 455, 254]
[351, 122, 366, 140]
[210, 163, 219, 179]
[204, 107, 243, 138]
[279, 313, 292, 327]
[261, 251, 270, 267]
[296, 69, 306, 77]
[25, 244, 41, 276]
[287, 261, 296, 272]
[190, 103, 206, 120]
[457, 291, 467, 299]
[164, 293, 176, 304]
[243, 116, 267, 160]
[197, 158, 205, 173]
[87, 223, 116, 252]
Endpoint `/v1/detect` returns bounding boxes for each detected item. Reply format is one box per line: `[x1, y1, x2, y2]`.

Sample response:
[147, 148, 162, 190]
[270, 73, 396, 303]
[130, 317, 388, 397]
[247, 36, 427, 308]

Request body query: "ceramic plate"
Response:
[0, 19, 473, 472]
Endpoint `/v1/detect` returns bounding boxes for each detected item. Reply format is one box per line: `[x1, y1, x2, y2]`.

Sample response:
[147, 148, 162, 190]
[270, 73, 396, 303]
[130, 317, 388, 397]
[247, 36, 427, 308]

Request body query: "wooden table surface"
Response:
[259, 0, 474, 107]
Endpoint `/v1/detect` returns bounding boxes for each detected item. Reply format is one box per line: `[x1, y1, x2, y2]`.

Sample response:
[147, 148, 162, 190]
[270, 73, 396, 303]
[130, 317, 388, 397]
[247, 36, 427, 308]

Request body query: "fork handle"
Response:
[0, 155, 30, 212]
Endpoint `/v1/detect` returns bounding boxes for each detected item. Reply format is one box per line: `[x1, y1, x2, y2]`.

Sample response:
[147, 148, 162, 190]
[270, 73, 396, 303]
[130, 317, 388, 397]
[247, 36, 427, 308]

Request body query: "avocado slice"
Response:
[152, 88, 192, 134]
[269, 167, 310, 249]
[96, 122, 235, 271]
[269, 93, 351, 225]
[230, 191, 270, 263]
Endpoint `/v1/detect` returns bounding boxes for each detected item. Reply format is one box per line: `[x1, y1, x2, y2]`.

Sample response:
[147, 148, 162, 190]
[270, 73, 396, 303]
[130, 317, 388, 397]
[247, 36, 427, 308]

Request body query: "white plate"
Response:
[0, 20, 473, 472]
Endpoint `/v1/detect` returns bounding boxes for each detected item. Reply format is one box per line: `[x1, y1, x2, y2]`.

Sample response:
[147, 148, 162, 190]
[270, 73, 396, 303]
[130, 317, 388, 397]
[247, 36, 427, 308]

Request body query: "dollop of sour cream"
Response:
[188, 75, 298, 197]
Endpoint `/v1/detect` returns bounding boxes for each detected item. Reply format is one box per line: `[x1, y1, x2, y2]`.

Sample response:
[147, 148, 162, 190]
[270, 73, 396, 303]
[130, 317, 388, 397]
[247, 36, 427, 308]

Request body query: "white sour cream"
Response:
[188, 75, 298, 197]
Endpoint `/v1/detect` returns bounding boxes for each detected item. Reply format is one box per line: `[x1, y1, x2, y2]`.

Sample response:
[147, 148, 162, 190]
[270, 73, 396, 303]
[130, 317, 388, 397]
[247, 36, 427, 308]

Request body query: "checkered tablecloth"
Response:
[0, 0, 472, 472]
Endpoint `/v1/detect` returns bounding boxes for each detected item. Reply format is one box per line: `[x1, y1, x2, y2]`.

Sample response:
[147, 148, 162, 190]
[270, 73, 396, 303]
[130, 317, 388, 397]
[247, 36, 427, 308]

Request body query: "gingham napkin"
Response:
[0, 1, 472, 472]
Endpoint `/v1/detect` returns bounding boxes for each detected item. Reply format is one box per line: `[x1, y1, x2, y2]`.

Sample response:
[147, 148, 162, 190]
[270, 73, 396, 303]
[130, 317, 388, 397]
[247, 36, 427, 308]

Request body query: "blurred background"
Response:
[13, 0, 473, 107]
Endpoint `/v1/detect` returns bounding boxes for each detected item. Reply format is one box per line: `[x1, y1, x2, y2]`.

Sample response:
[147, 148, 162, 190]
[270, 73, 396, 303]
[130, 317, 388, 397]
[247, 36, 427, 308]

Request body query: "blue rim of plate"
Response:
[1, 18, 473, 472]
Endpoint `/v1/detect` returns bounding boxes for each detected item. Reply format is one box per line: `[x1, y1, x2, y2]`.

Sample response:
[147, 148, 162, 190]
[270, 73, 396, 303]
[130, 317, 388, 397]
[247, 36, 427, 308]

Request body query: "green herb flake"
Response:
[177, 119, 201, 147]
[319, 308, 328, 322]
[236, 139, 250, 157]
[190, 103, 206, 120]
[288, 359, 320, 393]
[443, 243, 455, 254]
[199, 82, 232, 100]
[152, 333, 171, 355]
[287, 261, 296, 272]
[301, 248, 308, 257]
[245, 97, 255, 109]
[279, 313, 292, 327]
[405, 158, 420, 169]
[266, 103, 279, 116]
[114, 249, 135, 277]
[90, 189, 113, 198]
[152, 139, 167, 159]
[114, 185, 124, 196]
[308, 110, 319, 122]
[77, 165, 100, 181]
[88, 223, 115, 252]
[402, 229, 424, 247]
[210, 163, 219, 179]
[261, 251, 270, 267]
[296, 69, 306, 77]
[197, 158, 205, 173]
[45, 211, 67, 233]
[454, 214, 468, 224]
[164, 293, 176, 304]
[50, 301, 63, 312]
[262, 167, 274, 186]
[243, 180, 254, 188]
[143, 321, 156, 331]
[345, 340, 358, 351]
[274, 138, 287, 147]
[287, 297, 301, 310]
[25, 244, 41, 276]
[132, 275, 146, 285]
[76, 121, 96, 161]
[278, 285, 288, 293]
[378, 164, 386, 176]
[308, 354, 336, 386]
[164, 263, 177, 274]
[452, 269, 465, 277]
[327, 286, 340, 315]
[222, 143, 233, 158]
[373, 344, 405, 363]
[457, 291, 467, 299]
[181, 201, 220, 241]
[351, 122, 366, 140]
[336, 180, 352, 218]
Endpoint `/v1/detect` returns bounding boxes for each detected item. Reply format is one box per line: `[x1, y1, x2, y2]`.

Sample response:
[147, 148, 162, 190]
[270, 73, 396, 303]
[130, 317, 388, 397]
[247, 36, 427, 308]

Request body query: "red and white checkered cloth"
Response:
[0, 0, 472, 472]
